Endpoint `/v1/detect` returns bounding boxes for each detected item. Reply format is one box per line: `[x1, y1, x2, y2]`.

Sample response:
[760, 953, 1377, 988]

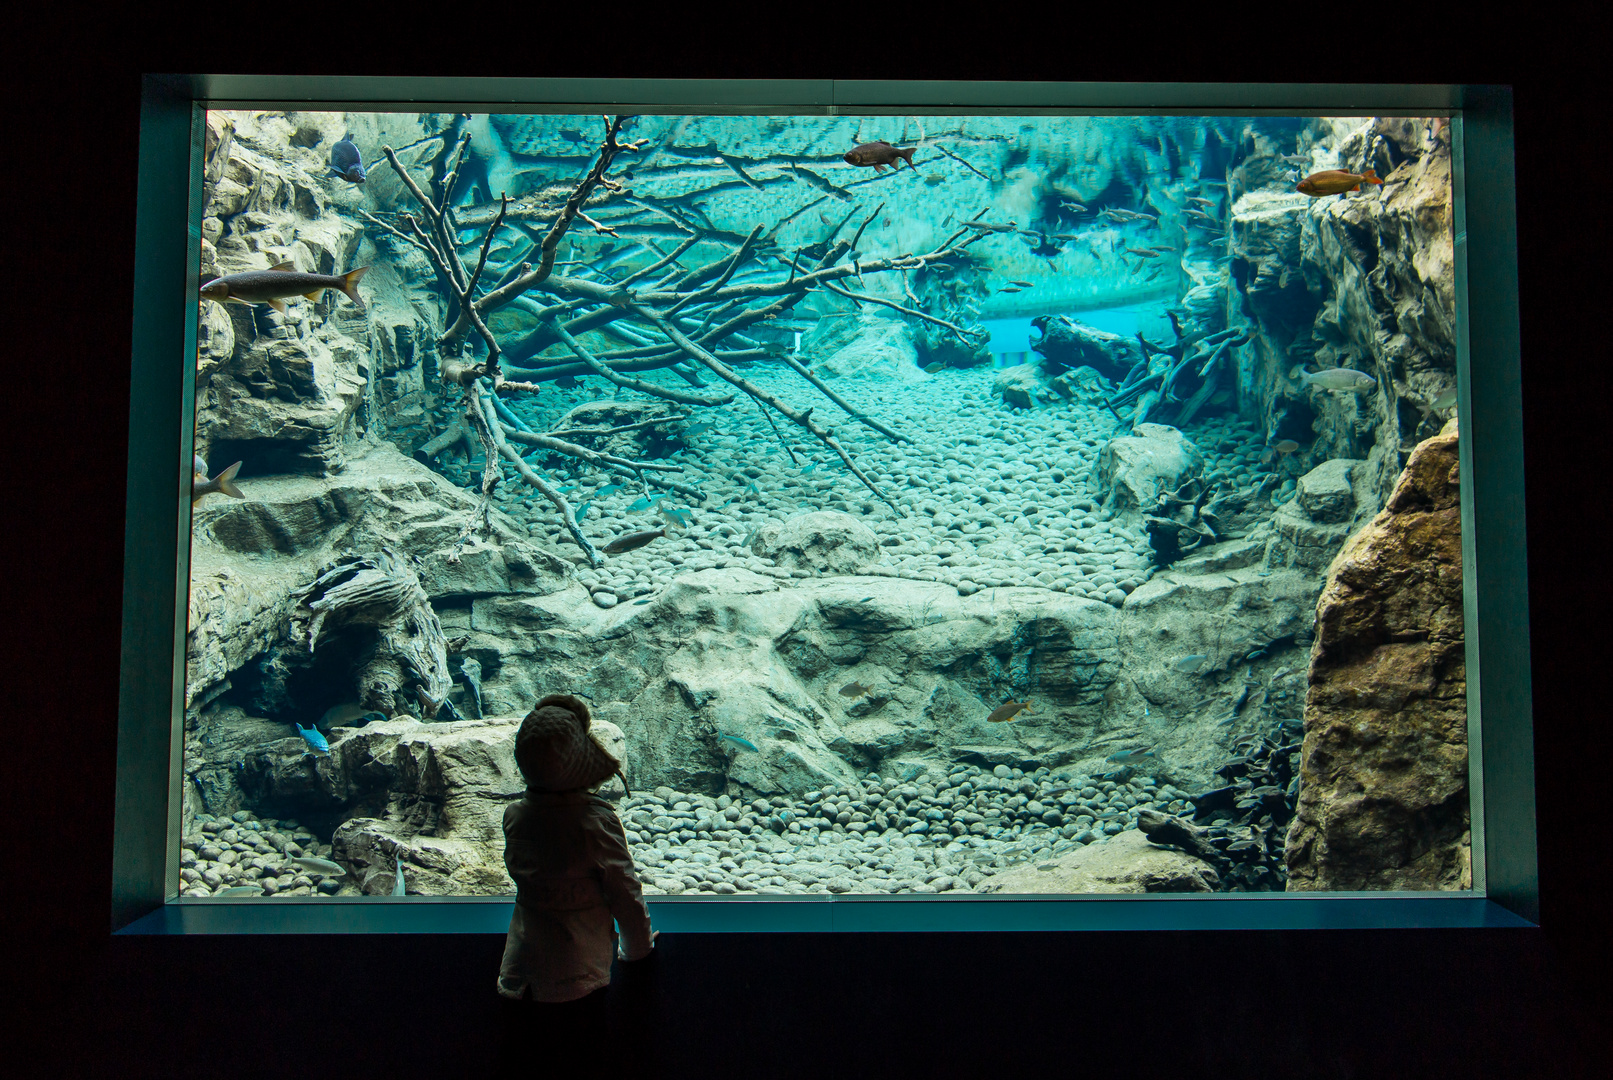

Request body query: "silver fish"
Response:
[1290, 365, 1378, 393]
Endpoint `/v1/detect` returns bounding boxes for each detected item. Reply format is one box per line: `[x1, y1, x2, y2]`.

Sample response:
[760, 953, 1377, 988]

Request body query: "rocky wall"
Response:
[1284, 421, 1469, 891]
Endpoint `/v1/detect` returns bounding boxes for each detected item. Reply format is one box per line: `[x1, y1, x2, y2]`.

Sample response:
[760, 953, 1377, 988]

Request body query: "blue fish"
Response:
[330, 138, 366, 184]
[598, 483, 624, 497]
[1173, 654, 1210, 673]
[573, 500, 591, 522]
[628, 493, 667, 512]
[394, 857, 406, 896]
[296, 723, 330, 754]
[718, 733, 758, 752]
[557, 484, 577, 494]
[801, 462, 819, 475]
[744, 481, 762, 497]
[1105, 747, 1155, 764]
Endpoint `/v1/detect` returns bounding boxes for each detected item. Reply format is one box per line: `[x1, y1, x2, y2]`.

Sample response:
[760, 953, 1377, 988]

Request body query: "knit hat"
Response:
[514, 693, 626, 794]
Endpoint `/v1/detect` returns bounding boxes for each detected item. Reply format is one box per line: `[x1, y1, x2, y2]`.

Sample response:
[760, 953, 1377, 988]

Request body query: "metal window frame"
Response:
[115, 78, 1534, 934]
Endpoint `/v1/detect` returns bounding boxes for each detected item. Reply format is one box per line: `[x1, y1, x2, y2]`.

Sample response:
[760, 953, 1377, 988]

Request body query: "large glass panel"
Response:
[180, 110, 1465, 902]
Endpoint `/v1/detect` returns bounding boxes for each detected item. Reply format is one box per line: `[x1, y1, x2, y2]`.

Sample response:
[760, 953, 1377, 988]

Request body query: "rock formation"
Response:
[1284, 421, 1469, 890]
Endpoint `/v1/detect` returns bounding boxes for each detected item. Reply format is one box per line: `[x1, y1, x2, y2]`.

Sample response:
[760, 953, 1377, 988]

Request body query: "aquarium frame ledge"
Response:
[115, 77, 1535, 935]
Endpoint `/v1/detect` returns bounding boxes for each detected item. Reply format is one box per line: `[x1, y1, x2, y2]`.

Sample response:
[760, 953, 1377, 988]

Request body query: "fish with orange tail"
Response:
[843, 140, 919, 173]
[1295, 168, 1382, 198]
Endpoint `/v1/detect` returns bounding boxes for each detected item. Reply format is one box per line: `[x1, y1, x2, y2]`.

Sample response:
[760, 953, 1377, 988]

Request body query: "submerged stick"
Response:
[636, 305, 901, 514]
[476, 388, 601, 568]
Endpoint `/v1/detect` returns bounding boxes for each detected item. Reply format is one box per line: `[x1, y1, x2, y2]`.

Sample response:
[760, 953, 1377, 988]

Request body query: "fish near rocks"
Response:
[192, 455, 244, 504]
[329, 138, 366, 183]
[844, 140, 919, 173]
[602, 527, 667, 555]
[295, 723, 329, 753]
[200, 261, 370, 315]
[291, 857, 348, 878]
[1295, 168, 1382, 197]
[987, 700, 1034, 723]
[1290, 365, 1378, 394]
[839, 681, 872, 698]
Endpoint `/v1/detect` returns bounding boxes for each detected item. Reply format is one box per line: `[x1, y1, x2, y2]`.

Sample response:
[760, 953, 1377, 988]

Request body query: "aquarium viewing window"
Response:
[115, 78, 1536, 935]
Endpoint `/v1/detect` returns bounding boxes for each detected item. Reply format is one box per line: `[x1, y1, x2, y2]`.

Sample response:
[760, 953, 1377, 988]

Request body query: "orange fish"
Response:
[1295, 168, 1382, 198]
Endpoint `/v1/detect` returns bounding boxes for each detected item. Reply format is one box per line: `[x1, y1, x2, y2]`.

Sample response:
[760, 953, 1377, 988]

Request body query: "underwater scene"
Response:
[181, 109, 1471, 901]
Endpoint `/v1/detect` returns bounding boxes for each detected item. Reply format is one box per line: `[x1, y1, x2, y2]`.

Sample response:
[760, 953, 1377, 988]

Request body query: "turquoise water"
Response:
[182, 109, 1454, 900]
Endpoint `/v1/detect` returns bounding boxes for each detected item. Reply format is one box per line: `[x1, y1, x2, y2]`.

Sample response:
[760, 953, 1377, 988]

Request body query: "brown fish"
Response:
[1124, 248, 1161, 259]
[199, 261, 370, 314]
[987, 700, 1034, 723]
[192, 455, 244, 505]
[602, 527, 667, 555]
[1295, 168, 1382, 197]
[554, 375, 580, 389]
[1009, 280, 1034, 288]
[843, 140, 919, 173]
[998, 286, 1023, 294]
[1274, 439, 1300, 454]
[839, 681, 872, 698]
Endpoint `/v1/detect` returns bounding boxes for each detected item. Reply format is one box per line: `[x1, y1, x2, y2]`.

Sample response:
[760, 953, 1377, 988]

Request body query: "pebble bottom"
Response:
[178, 765, 1199, 898]
[435, 365, 1275, 606]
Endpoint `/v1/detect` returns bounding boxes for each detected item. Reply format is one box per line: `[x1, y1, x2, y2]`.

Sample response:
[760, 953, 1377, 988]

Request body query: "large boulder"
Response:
[1285, 423, 1469, 891]
[974, 829, 1220, 894]
[1098, 423, 1204, 511]
[751, 511, 881, 575]
[808, 314, 924, 382]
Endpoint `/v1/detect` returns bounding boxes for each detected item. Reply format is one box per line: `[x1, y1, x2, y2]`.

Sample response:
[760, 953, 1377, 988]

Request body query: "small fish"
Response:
[295, 723, 329, 754]
[603, 527, 667, 555]
[200, 262, 370, 315]
[573, 500, 592, 522]
[861, 596, 874, 602]
[839, 681, 872, 698]
[1433, 388, 1458, 410]
[801, 461, 819, 475]
[215, 886, 264, 897]
[1290, 365, 1378, 393]
[683, 421, 717, 438]
[1059, 199, 1088, 213]
[843, 140, 919, 173]
[657, 503, 694, 530]
[597, 483, 623, 497]
[1105, 748, 1156, 765]
[744, 480, 762, 497]
[718, 732, 758, 752]
[987, 700, 1034, 723]
[1124, 248, 1162, 259]
[998, 286, 1023, 294]
[819, 212, 834, 224]
[1274, 439, 1300, 454]
[1009, 280, 1034, 288]
[291, 857, 348, 877]
[634, 597, 652, 605]
[963, 220, 1019, 233]
[329, 138, 366, 184]
[394, 857, 406, 896]
[554, 375, 581, 389]
[1188, 197, 1217, 208]
[1173, 654, 1210, 673]
[627, 493, 668, 512]
[192, 455, 244, 505]
[556, 484, 577, 494]
[1296, 168, 1383, 197]
[923, 362, 945, 374]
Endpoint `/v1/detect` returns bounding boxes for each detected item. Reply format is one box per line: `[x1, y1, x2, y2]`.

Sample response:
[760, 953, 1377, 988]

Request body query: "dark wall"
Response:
[8, 13, 1606, 1077]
